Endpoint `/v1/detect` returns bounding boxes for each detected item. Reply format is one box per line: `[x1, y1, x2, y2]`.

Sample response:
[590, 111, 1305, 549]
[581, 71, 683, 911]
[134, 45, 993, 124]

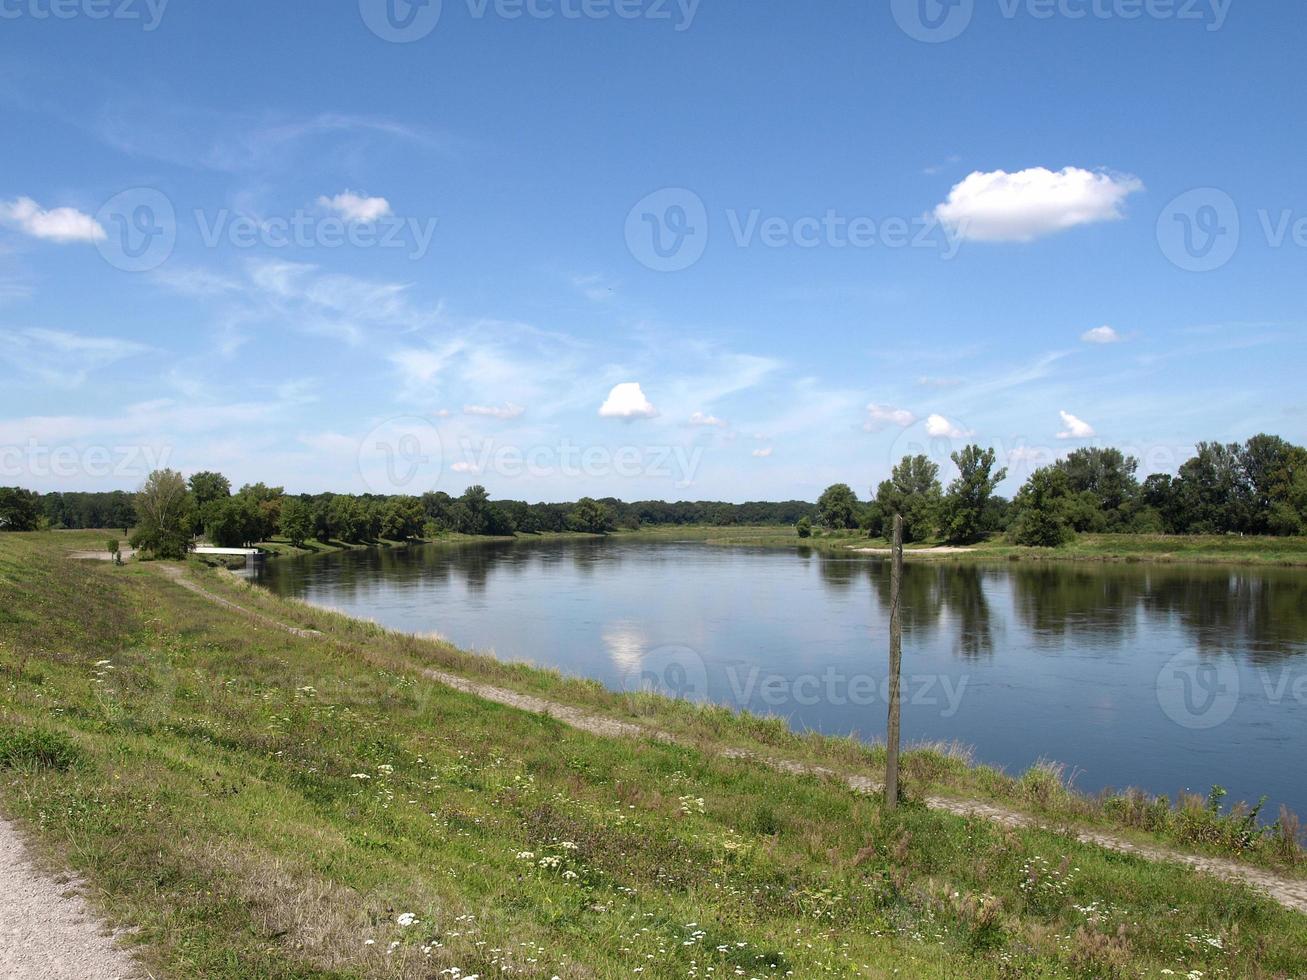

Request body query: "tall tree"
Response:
[1009, 466, 1075, 547]
[278, 497, 315, 548]
[0, 487, 40, 531]
[940, 445, 1007, 544]
[568, 497, 615, 534]
[874, 455, 942, 543]
[187, 471, 231, 507]
[129, 469, 194, 559]
[816, 483, 861, 530]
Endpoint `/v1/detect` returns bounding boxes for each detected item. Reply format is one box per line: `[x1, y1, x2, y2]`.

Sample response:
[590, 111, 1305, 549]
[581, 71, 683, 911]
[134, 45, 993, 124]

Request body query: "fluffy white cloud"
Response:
[317, 190, 392, 223]
[689, 411, 728, 428]
[0, 197, 106, 243]
[450, 461, 480, 473]
[934, 167, 1143, 242]
[599, 382, 658, 420]
[1081, 325, 1122, 344]
[864, 403, 917, 433]
[1057, 410, 1096, 439]
[925, 414, 972, 439]
[752, 447, 774, 458]
[464, 403, 525, 420]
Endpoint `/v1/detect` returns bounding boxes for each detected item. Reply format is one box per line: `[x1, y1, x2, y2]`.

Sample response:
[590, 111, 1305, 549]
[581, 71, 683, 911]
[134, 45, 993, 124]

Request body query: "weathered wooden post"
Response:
[885, 514, 904, 809]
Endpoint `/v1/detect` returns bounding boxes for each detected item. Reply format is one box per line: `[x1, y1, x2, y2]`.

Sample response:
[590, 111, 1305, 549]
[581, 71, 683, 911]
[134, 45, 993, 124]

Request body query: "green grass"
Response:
[1, 529, 1305, 978]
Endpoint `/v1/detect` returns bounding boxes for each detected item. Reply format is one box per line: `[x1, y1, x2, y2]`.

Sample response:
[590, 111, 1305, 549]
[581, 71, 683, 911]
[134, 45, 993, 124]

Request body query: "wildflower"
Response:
[397, 912, 418, 927]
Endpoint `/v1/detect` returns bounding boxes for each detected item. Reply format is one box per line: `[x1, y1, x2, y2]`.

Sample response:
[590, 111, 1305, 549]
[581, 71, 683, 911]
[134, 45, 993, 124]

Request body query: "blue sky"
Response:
[1, 0, 1303, 501]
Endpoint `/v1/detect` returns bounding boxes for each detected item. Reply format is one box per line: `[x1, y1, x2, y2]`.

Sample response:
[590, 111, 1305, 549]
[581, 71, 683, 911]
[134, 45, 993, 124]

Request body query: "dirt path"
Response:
[165, 566, 1307, 917]
[0, 817, 142, 979]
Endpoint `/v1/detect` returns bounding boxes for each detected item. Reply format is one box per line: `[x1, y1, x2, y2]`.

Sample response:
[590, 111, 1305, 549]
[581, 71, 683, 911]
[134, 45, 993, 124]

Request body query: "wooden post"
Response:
[885, 514, 904, 809]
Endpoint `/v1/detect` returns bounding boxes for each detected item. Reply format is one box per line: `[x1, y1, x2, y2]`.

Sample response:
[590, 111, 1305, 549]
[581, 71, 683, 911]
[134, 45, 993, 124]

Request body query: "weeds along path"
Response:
[0, 817, 142, 980]
[166, 565, 1307, 917]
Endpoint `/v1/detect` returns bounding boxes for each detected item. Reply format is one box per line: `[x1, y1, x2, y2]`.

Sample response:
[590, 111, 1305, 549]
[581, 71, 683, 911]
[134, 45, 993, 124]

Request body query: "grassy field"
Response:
[2, 530, 1306, 978]
[620, 525, 1307, 567]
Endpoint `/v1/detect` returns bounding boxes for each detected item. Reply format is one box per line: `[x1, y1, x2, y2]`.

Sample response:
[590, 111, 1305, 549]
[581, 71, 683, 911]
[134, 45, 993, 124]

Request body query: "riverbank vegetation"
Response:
[812, 434, 1307, 551]
[1, 529, 1305, 978]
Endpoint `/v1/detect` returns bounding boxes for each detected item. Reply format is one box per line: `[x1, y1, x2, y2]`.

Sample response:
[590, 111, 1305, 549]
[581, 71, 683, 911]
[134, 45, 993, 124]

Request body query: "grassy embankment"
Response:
[1, 529, 1305, 978]
[620, 525, 1307, 567]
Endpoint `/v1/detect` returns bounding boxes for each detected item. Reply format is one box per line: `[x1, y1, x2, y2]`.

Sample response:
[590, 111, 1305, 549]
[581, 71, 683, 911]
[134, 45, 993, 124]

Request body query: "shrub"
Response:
[0, 725, 81, 772]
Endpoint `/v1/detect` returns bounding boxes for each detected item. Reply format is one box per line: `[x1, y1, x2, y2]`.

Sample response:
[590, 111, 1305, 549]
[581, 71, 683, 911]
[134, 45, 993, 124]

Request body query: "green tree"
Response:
[381, 496, 425, 540]
[1173, 442, 1253, 534]
[129, 469, 194, 559]
[1009, 466, 1075, 547]
[187, 471, 231, 507]
[1053, 447, 1140, 529]
[816, 483, 860, 530]
[568, 497, 615, 534]
[278, 497, 315, 548]
[0, 487, 40, 531]
[202, 495, 260, 547]
[940, 445, 1007, 544]
[874, 455, 942, 543]
[796, 516, 813, 538]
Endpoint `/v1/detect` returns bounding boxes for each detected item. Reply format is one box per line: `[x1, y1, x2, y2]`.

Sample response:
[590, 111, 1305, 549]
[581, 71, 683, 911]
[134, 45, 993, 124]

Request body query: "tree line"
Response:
[3, 433, 1304, 554]
[812, 434, 1307, 546]
[0, 473, 814, 557]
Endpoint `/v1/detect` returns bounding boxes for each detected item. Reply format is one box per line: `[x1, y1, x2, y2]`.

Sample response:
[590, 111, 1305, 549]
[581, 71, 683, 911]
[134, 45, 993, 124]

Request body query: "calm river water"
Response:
[254, 538, 1307, 817]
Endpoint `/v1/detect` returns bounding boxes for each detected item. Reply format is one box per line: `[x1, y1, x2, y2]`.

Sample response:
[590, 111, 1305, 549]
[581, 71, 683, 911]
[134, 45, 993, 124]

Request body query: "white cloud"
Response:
[1057, 410, 1096, 439]
[450, 461, 479, 474]
[317, 190, 393, 223]
[464, 403, 525, 420]
[0, 197, 106, 243]
[925, 414, 973, 440]
[934, 167, 1143, 243]
[0, 327, 150, 387]
[689, 411, 728, 428]
[1081, 325, 1121, 344]
[864, 403, 917, 433]
[752, 447, 774, 458]
[599, 382, 658, 420]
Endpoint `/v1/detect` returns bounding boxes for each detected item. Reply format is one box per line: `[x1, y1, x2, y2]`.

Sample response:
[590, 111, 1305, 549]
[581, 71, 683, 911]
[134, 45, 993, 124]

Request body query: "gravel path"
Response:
[0, 816, 141, 979]
[169, 565, 1307, 917]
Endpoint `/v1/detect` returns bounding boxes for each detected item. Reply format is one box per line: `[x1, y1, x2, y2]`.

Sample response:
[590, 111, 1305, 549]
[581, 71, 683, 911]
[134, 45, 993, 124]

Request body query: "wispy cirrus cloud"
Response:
[0, 327, 149, 387]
